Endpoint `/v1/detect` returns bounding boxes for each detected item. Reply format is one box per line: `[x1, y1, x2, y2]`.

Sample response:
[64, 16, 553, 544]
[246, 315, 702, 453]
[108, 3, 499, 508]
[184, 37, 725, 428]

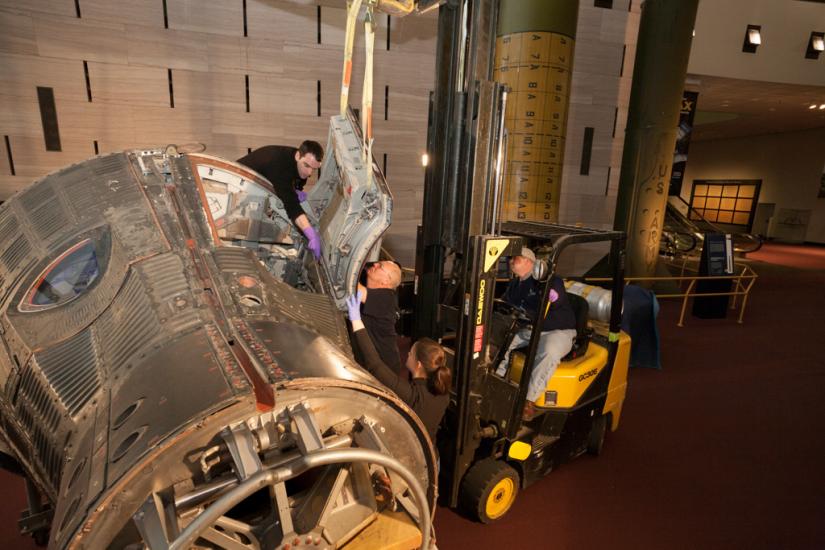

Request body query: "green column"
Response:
[613, 0, 699, 277]
[494, 0, 578, 223]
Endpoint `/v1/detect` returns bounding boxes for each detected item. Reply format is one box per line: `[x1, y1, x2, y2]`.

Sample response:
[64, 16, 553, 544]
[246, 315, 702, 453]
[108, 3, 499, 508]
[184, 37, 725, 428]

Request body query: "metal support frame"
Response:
[165, 448, 431, 550]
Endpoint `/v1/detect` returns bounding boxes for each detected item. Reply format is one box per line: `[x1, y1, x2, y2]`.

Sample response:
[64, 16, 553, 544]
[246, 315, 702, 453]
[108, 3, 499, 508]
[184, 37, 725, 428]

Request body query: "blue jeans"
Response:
[496, 328, 577, 402]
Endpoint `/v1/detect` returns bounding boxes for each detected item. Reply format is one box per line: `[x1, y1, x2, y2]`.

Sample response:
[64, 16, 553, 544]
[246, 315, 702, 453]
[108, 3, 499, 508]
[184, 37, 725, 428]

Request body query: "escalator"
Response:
[662, 195, 763, 256]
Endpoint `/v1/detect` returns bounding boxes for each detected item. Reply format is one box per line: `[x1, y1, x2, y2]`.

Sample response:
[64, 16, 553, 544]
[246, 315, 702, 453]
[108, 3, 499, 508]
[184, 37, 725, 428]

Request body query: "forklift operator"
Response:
[495, 248, 577, 416]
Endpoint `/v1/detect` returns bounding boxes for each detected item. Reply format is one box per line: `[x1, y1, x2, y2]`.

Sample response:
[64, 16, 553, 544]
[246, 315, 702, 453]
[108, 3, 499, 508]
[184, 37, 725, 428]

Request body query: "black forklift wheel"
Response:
[460, 459, 520, 523]
[587, 414, 608, 456]
[33, 529, 49, 547]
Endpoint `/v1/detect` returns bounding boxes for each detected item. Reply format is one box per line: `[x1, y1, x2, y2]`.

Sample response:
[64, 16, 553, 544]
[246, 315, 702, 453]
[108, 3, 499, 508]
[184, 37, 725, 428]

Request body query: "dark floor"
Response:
[433, 243, 825, 550]
[2, 243, 824, 549]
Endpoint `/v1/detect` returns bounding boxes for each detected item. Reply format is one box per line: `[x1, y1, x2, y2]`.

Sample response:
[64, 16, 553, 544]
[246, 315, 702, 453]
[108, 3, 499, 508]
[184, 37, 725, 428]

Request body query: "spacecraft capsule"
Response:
[0, 112, 432, 548]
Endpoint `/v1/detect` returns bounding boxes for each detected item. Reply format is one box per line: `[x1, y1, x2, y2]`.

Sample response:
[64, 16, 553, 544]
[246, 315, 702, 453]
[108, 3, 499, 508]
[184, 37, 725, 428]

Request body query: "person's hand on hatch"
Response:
[345, 292, 364, 322]
[302, 226, 322, 260]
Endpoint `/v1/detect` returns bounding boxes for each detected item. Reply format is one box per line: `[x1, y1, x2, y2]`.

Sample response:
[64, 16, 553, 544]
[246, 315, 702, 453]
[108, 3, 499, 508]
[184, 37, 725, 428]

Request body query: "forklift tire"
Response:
[33, 529, 49, 547]
[460, 459, 520, 523]
[587, 414, 608, 456]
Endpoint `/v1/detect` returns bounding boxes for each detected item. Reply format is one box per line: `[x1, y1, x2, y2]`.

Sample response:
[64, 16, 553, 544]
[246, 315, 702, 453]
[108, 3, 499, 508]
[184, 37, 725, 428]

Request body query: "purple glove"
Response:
[345, 291, 364, 322]
[296, 190, 308, 202]
[302, 226, 322, 260]
[549, 289, 559, 303]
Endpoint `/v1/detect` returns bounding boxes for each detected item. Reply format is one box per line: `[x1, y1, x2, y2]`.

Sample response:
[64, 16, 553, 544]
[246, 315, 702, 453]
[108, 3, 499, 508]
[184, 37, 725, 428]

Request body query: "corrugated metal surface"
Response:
[17, 364, 61, 432]
[16, 362, 65, 489]
[91, 153, 128, 177]
[297, 292, 345, 344]
[1, 235, 30, 273]
[64, 154, 143, 222]
[29, 418, 63, 489]
[29, 203, 69, 242]
[36, 329, 100, 417]
[213, 246, 259, 273]
[0, 212, 18, 243]
[97, 270, 160, 373]
[19, 179, 55, 212]
[63, 164, 103, 215]
[138, 253, 201, 334]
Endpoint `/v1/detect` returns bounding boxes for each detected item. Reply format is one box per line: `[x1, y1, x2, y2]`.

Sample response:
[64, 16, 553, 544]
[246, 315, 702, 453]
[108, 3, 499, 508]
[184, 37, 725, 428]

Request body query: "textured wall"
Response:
[0, 0, 436, 265]
[0, 0, 645, 265]
[558, 0, 639, 230]
[689, 0, 825, 87]
[682, 127, 825, 244]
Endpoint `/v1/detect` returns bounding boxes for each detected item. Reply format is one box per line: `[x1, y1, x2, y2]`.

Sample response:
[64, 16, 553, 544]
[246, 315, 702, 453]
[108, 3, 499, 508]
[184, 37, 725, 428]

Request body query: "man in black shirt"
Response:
[495, 247, 577, 409]
[237, 141, 324, 259]
[353, 260, 403, 370]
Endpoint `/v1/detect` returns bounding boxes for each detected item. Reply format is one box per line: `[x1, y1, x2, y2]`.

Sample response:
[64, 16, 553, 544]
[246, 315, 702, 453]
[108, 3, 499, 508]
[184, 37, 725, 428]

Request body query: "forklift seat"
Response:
[562, 293, 592, 362]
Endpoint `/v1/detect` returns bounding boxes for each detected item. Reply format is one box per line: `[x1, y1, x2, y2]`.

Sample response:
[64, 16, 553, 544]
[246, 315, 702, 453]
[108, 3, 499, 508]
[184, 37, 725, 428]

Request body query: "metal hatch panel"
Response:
[186, 112, 392, 308]
[309, 112, 393, 306]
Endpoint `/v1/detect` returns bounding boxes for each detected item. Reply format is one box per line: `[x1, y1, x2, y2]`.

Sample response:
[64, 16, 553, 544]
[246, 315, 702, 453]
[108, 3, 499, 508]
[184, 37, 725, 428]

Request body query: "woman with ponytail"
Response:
[346, 293, 450, 442]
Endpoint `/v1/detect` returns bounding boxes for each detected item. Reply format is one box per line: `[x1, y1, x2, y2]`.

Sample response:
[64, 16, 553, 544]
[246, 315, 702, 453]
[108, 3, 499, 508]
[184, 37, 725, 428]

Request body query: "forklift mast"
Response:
[412, 0, 527, 506]
[412, 0, 628, 508]
[414, 0, 505, 341]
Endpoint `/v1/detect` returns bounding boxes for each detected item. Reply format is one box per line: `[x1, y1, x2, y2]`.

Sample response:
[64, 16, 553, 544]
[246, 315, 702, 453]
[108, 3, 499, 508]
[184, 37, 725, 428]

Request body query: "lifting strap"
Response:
[340, 0, 377, 187]
[340, 0, 363, 115]
[362, 5, 375, 187]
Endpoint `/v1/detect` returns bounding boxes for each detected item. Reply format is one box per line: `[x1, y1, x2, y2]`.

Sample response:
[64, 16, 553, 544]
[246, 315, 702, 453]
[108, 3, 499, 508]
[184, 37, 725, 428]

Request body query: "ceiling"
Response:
[688, 74, 825, 142]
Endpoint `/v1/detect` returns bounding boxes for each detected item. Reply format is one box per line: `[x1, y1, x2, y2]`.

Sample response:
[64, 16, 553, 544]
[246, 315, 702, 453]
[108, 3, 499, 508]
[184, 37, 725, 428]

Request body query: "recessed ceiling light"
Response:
[819, 104, 825, 110]
[810, 104, 818, 109]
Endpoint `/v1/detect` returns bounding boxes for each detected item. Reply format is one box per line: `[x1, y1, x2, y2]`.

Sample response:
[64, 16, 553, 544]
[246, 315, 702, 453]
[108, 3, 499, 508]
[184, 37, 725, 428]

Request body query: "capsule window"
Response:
[22, 239, 101, 310]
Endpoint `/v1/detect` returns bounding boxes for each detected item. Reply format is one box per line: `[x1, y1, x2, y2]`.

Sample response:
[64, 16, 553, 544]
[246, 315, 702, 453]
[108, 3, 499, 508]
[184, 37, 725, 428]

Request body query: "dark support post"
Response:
[613, 0, 699, 278]
[414, 0, 499, 339]
[413, 2, 462, 340]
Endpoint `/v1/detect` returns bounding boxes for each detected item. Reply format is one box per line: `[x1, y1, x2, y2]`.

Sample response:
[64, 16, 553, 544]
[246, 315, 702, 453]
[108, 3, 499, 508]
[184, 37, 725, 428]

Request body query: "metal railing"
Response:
[585, 260, 758, 327]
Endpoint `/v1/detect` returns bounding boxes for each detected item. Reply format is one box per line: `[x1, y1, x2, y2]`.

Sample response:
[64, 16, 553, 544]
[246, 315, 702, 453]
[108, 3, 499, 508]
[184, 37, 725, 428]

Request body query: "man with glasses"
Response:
[353, 260, 404, 370]
[237, 141, 324, 259]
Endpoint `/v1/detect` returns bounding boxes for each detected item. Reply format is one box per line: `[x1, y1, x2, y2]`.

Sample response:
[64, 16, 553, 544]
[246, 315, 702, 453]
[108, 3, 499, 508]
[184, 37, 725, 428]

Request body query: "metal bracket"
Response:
[353, 415, 408, 497]
[133, 493, 171, 550]
[288, 402, 325, 455]
[221, 422, 263, 481]
[272, 481, 295, 540]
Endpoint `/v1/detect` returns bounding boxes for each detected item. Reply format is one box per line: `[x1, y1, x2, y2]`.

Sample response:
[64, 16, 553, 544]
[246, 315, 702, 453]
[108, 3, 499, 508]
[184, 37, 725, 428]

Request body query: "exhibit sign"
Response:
[669, 90, 699, 196]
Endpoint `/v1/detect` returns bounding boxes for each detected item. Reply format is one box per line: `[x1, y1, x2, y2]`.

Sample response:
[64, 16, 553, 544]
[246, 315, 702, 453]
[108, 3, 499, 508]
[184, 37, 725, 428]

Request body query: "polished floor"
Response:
[1, 243, 824, 549]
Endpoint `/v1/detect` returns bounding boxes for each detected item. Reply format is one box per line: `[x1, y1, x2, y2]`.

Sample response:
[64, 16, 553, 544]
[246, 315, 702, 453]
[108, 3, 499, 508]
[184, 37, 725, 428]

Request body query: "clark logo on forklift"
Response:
[579, 368, 598, 382]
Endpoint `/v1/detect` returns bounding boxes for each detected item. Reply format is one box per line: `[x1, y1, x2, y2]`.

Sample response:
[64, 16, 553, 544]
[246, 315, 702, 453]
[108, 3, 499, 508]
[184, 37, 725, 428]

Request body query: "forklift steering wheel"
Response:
[493, 299, 532, 325]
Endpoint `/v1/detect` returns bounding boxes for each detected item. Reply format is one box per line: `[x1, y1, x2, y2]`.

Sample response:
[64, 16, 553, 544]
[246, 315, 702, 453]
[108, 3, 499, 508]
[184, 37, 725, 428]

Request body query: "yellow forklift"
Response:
[433, 223, 631, 522]
[409, 0, 631, 522]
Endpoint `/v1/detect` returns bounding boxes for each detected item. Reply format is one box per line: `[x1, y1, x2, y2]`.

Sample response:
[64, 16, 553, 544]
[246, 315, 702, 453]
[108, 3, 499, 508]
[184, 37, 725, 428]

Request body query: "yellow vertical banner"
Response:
[495, 30, 574, 222]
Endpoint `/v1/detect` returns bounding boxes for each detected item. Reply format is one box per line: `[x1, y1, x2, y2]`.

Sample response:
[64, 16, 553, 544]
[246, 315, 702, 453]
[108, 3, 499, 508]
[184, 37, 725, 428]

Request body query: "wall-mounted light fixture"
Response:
[743, 24, 761, 53]
[421, 153, 429, 167]
[806, 31, 824, 60]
